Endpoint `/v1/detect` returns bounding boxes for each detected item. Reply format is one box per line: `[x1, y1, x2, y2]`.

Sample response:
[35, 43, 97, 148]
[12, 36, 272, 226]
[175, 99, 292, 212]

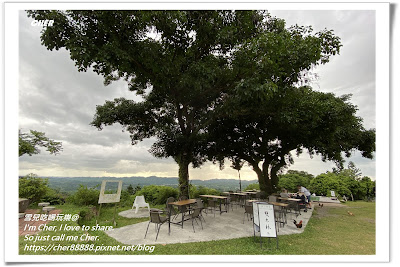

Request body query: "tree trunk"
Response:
[238, 170, 242, 191]
[177, 154, 190, 199]
[252, 163, 273, 196]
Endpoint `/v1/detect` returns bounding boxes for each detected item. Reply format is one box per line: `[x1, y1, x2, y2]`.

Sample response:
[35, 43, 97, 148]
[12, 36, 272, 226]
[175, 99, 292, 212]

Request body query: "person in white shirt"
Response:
[297, 185, 312, 208]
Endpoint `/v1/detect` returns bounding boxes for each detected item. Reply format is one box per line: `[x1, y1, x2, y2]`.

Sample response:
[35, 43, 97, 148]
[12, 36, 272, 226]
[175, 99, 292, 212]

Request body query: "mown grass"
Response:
[19, 201, 375, 255]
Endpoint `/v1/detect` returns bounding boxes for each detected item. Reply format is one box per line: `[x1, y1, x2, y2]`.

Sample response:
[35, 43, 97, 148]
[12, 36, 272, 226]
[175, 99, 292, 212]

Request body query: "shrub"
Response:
[77, 206, 97, 226]
[134, 185, 178, 205]
[67, 185, 100, 206]
[244, 183, 260, 191]
[41, 188, 67, 205]
[119, 190, 136, 207]
[190, 185, 221, 198]
[19, 173, 49, 204]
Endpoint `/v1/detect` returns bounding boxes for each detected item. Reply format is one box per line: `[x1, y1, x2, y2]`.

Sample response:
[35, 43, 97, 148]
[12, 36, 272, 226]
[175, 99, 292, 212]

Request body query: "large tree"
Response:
[28, 11, 344, 197]
[28, 10, 269, 197]
[209, 86, 375, 194]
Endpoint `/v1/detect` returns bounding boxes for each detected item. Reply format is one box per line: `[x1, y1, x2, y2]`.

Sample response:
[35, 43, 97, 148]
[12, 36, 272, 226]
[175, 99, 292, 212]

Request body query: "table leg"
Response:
[181, 210, 184, 228]
[168, 209, 171, 234]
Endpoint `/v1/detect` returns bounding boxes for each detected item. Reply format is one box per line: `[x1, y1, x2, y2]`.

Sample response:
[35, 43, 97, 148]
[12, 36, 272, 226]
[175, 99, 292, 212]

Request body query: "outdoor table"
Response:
[278, 197, 303, 216]
[199, 195, 228, 214]
[269, 201, 289, 226]
[168, 199, 197, 231]
[230, 192, 248, 206]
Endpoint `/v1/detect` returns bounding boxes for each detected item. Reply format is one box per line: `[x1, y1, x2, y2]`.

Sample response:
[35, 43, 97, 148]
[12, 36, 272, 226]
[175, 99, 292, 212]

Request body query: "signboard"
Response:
[253, 202, 259, 226]
[98, 180, 123, 204]
[253, 202, 277, 238]
[258, 203, 277, 237]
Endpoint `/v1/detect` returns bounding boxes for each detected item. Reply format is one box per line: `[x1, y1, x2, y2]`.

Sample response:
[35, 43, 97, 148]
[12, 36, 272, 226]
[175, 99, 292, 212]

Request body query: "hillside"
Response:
[43, 176, 258, 193]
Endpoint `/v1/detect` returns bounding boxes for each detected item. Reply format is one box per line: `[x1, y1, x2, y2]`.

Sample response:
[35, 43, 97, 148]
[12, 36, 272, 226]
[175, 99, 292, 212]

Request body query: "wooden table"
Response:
[169, 199, 197, 230]
[269, 201, 289, 225]
[199, 195, 228, 214]
[277, 197, 303, 216]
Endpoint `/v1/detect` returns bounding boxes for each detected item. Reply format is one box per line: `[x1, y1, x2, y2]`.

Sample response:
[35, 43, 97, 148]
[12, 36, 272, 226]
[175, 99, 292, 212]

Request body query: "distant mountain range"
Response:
[43, 176, 258, 193]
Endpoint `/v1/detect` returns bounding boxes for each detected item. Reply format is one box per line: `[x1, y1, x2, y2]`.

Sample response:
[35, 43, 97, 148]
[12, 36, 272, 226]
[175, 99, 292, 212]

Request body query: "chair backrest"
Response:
[268, 195, 277, 203]
[244, 205, 253, 214]
[135, 195, 146, 205]
[166, 197, 175, 205]
[149, 210, 162, 223]
[195, 198, 204, 208]
[179, 196, 188, 201]
[192, 207, 202, 217]
[280, 192, 289, 198]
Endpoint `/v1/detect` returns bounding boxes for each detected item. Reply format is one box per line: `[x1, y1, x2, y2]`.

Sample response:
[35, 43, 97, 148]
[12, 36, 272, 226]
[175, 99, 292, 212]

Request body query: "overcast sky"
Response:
[18, 9, 376, 180]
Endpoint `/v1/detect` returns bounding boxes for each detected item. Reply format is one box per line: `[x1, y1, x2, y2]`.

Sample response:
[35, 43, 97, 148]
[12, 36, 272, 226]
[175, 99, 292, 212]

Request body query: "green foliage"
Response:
[41, 188, 67, 205]
[126, 184, 134, 195]
[190, 185, 221, 198]
[134, 185, 178, 205]
[309, 169, 374, 200]
[77, 206, 98, 226]
[19, 174, 49, 204]
[67, 185, 100, 206]
[244, 183, 260, 191]
[278, 170, 314, 192]
[19, 129, 62, 157]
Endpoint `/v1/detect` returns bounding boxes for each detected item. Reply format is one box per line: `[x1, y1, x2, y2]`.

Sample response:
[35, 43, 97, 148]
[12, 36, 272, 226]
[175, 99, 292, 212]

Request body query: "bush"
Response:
[77, 206, 98, 226]
[41, 188, 67, 205]
[133, 185, 178, 205]
[19, 173, 49, 204]
[244, 183, 260, 191]
[119, 190, 136, 207]
[67, 185, 100, 206]
[190, 185, 221, 198]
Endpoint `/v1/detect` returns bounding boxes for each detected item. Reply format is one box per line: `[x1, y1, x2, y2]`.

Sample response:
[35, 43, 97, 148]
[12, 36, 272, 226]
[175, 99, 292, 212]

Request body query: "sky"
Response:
[18, 9, 377, 181]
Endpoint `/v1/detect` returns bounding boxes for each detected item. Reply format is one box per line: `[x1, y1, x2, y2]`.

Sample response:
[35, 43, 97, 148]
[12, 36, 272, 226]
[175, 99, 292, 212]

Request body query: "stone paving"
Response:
[106, 204, 315, 245]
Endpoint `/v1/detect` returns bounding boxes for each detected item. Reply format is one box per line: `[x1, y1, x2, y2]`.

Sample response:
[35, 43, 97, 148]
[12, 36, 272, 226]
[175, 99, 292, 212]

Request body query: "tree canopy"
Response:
[19, 129, 63, 157]
[27, 10, 369, 196]
[208, 86, 375, 194]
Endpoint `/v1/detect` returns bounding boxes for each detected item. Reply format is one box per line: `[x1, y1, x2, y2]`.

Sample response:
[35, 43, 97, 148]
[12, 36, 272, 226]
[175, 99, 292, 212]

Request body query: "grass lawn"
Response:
[19, 201, 375, 255]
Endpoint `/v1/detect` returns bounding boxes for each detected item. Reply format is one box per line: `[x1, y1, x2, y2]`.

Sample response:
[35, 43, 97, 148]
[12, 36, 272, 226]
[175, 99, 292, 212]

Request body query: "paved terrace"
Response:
[106, 204, 315, 245]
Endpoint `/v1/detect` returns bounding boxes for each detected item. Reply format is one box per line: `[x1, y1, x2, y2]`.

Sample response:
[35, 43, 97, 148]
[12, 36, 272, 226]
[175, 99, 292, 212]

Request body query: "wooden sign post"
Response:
[97, 180, 123, 226]
[252, 202, 278, 249]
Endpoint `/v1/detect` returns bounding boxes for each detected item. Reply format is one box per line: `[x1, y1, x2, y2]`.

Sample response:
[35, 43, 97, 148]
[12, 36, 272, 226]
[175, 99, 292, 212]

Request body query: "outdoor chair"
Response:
[243, 204, 253, 223]
[132, 195, 150, 214]
[177, 196, 190, 217]
[225, 196, 234, 211]
[268, 195, 277, 203]
[206, 198, 217, 217]
[189, 207, 204, 233]
[166, 197, 178, 218]
[144, 209, 169, 241]
[280, 192, 289, 198]
[230, 194, 239, 209]
[194, 198, 206, 222]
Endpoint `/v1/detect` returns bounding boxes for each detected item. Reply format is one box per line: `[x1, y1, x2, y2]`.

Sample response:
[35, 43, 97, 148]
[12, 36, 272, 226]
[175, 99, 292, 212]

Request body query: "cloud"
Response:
[18, 10, 376, 180]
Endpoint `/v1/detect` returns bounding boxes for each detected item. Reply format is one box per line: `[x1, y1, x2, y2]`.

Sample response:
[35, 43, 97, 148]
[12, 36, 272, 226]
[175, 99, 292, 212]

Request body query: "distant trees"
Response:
[308, 162, 375, 200]
[19, 173, 49, 204]
[278, 170, 314, 192]
[19, 129, 62, 157]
